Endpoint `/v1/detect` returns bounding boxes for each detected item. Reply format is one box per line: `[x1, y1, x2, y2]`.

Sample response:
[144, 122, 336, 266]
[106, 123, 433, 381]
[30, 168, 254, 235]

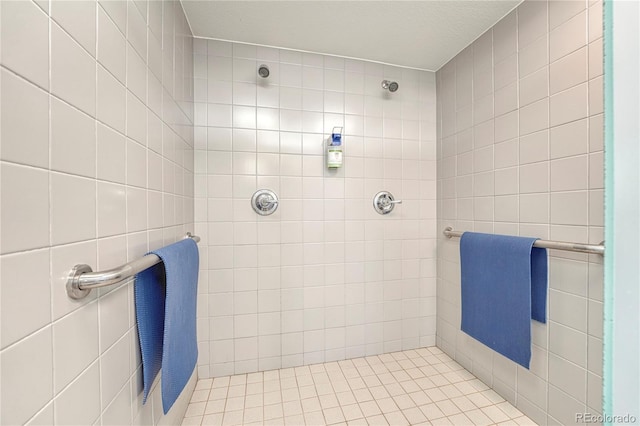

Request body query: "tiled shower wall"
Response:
[0, 1, 193, 425]
[436, 0, 603, 424]
[193, 40, 438, 378]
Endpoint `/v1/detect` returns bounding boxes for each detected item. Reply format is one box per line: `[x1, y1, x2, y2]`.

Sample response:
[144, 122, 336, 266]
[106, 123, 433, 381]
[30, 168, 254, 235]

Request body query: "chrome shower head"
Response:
[258, 64, 270, 78]
[382, 80, 399, 92]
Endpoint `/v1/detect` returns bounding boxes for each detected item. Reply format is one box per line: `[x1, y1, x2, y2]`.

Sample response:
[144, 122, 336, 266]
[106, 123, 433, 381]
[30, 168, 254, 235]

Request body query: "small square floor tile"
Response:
[185, 348, 536, 426]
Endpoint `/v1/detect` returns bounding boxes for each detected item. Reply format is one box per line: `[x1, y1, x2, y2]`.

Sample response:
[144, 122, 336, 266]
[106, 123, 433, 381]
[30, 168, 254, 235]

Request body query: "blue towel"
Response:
[460, 232, 547, 368]
[135, 238, 199, 413]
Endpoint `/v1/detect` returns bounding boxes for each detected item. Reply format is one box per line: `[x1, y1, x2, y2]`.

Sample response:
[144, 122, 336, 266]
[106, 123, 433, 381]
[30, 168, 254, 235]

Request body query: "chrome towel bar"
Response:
[443, 227, 604, 256]
[66, 233, 201, 300]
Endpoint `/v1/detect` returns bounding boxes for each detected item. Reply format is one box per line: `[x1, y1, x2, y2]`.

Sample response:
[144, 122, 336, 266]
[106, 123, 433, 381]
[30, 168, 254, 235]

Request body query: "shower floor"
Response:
[181, 347, 536, 426]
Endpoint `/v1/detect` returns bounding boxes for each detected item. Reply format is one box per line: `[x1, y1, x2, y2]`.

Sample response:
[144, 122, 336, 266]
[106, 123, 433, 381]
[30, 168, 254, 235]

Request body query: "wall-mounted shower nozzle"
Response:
[381, 80, 399, 92]
[258, 64, 270, 78]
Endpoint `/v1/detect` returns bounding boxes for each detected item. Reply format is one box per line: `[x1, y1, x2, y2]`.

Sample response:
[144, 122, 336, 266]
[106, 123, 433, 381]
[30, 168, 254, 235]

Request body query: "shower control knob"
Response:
[251, 189, 279, 216]
[373, 191, 402, 215]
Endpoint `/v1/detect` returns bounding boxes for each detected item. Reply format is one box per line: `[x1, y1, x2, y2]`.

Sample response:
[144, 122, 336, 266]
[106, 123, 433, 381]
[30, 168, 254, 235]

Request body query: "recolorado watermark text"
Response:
[576, 413, 637, 423]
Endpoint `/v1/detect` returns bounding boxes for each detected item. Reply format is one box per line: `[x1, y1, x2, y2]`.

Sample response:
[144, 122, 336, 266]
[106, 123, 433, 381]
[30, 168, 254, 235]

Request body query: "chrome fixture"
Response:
[66, 233, 201, 300]
[381, 80, 399, 92]
[258, 64, 270, 78]
[443, 227, 605, 256]
[251, 189, 279, 215]
[373, 191, 402, 215]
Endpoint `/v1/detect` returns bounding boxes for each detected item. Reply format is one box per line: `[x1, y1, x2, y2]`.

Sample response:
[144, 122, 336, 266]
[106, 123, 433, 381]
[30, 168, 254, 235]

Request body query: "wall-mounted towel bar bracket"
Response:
[66, 233, 201, 300]
[443, 227, 604, 256]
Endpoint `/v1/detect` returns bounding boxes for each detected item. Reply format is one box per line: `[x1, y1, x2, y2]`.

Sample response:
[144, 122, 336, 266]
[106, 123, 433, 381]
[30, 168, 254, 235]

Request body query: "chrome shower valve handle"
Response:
[373, 191, 402, 215]
[251, 189, 279, 215]
[258, 195, 278, 208]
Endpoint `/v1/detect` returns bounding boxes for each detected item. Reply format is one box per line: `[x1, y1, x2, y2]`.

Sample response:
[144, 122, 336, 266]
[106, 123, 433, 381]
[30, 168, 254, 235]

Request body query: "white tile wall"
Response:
[0, 0, 194, 425]
[194, 39, 438, 379]
[436, 0, 603, 424]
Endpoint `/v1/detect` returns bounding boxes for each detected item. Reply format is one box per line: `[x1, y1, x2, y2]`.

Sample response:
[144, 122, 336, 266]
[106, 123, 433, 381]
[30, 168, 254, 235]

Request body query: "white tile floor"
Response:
[182, 347, 536, 426]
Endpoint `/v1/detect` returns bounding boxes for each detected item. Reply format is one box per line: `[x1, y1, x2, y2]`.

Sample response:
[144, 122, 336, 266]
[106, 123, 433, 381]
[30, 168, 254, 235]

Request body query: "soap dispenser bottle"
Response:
[327, 127, 343, 169]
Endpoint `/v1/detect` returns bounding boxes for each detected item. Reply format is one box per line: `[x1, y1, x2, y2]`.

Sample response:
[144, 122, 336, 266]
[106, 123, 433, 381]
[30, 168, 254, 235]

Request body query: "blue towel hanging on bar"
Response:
[460, 231, 548, 368]
[135, 238, 199, 413]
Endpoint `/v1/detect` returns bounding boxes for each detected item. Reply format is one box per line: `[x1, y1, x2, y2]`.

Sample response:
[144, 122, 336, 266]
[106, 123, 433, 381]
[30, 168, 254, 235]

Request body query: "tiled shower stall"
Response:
[0, 0, 603, 425]
[191, 40, 438, 379]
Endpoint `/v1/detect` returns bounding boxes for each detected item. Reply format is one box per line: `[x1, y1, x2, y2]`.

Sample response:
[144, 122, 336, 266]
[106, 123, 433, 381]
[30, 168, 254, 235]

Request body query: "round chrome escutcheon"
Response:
[251, 189, 279, 216]
[373, 191, 402, 215]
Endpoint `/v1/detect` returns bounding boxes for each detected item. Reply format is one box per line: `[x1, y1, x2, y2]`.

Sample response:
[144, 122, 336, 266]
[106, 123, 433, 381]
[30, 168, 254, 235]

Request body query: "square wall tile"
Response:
[519, 99, 549, 136]
[51, 173, 97, 246]
[550, 119, 589, 159]
[520, 67, 548, 107]
[0, 327, 53, 425]
[1, 249, 51, 348]
[97, 66, 126, 133]
[53, 301, 99, 393]
[550, 10, 587, 63]
[0, 0, 49, 89]
[0, 69, 49, 168]
[97, 7, 126, 83]
[518, 0, 548, 48]
[51, 97, 96, 178]
[97, 182, 127, 237]
[550, 156, 589, 191]
[51, 0, 97, 56]
[550, 83, 588, 127]
[550, 47, 587, 95]
[548, 384, 585, 425]
[51, 23, 96, 117]
[519, 35, 549, 78]
[54, 362, 101, 425]
[1, 164, 49, 254]
[550, 191, 589, 226]
[548, 354, 587, 403]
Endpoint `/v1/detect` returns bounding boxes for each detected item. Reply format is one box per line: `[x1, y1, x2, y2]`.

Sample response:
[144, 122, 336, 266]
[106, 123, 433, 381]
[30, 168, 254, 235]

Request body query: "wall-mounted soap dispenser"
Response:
[327, 127, 343, 169]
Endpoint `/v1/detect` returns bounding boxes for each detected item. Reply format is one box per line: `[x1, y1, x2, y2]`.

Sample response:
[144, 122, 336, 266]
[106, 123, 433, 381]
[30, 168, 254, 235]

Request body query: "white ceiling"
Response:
[181, 1, 521, 71]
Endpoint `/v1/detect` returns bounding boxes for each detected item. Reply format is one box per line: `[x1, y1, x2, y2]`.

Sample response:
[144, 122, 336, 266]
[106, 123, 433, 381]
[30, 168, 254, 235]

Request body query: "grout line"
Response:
[46, 7, 57, 420]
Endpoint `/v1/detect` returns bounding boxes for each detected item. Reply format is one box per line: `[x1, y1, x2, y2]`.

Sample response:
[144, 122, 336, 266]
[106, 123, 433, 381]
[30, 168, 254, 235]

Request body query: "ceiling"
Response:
[181, 1, 521, 71]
